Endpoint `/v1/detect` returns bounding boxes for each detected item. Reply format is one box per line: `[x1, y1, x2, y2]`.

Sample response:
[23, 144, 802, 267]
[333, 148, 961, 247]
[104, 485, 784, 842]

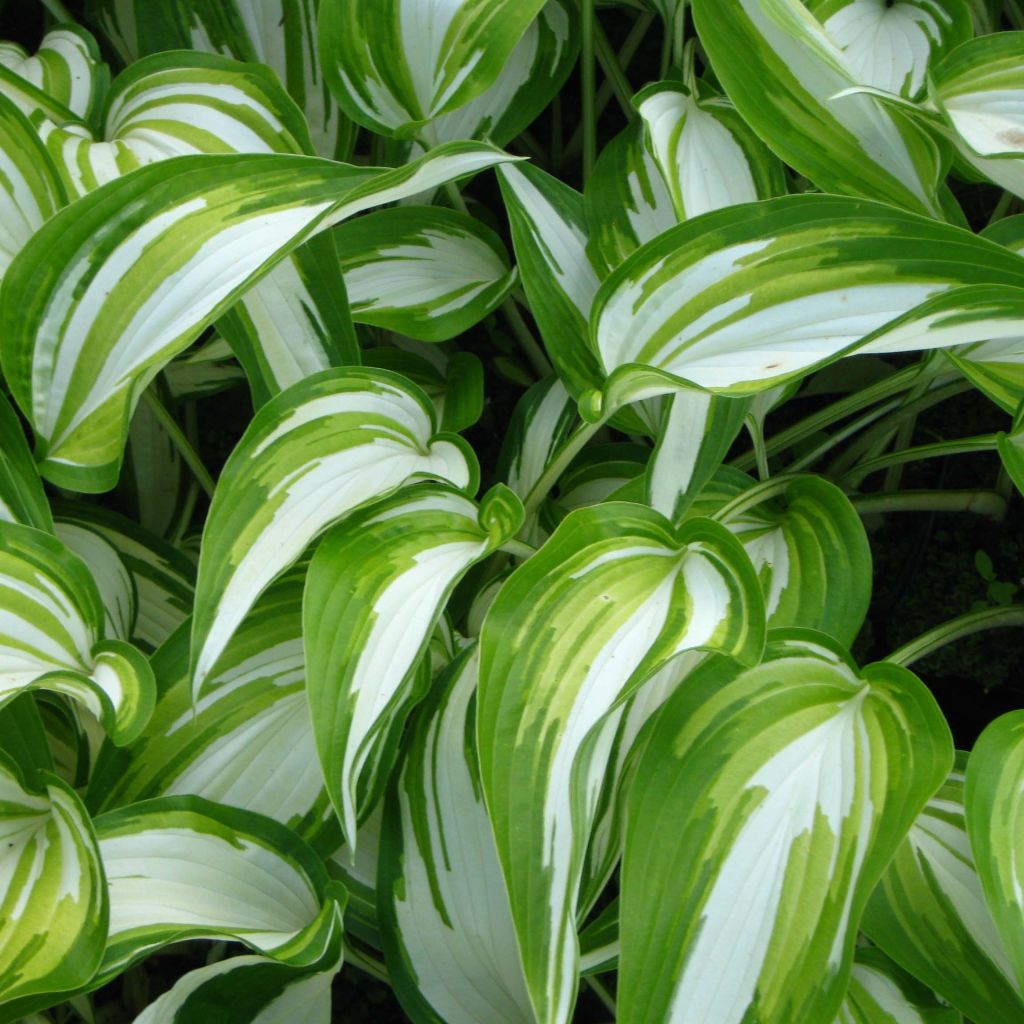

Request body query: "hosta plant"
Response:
[1, 0, 1024, 1021]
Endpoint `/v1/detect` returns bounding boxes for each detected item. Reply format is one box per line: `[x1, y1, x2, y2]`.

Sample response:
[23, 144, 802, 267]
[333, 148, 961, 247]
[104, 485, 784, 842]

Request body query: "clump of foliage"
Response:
[2, 0, 1024, 1022]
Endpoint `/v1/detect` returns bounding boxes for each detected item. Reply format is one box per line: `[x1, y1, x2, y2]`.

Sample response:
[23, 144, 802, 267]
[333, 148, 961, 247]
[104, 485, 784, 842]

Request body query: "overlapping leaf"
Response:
[837, 948, 961, 1024]
[619, 632, 953, 1024]
[477, 503, 764, 1024]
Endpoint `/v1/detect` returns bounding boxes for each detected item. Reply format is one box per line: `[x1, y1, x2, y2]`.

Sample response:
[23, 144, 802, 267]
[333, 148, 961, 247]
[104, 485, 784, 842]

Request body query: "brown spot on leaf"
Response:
[998, 128, 1024, 150]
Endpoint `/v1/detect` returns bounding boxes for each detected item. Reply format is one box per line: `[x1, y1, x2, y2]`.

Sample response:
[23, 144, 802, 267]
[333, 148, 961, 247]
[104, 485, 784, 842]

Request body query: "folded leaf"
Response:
[380, 648, 533, 1024]
[619, 632, 953, 1024]
[306, 483, 521, 846]
[0, 522, 154, 745]
[336, 206, 516, 342]
[692, 0, 945, 216]
[0, 755, 105, 1010]
[863, 753, 1024, 1024]
[477, 503, 765, 1024]
[192, 367, 478, 694]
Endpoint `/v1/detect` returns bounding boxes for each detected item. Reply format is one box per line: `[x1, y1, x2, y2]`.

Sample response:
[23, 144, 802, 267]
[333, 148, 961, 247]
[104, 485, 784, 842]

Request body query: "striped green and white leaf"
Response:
[589, 194, 1024, 408]
[0, 522, 154, 746]
[132, 942, 342, 1024]
[862, 754, 1024, 1024]
[692, 470, 873, 645]
[37, 51, 310, 198]
[379, 647, 533, 1024]
[0, 142, 515, 491]
[645, 390, 751, 522]
[164, 336, 246, 401]
[635, 82, 786, 222]
[94, 797, 345, 981]
[0, 94, 65, 285]
[53, 506, 195, 653]
[192, 367, 478, 695]
[89, 576, 332, 850]
[306, 483, 520, 847]
[811, 0, 972, 98]
[965, 710, 1024, 994]
[585, 121, 676, 275]
[319, 0, 546, 137]
[619, 632, 953, 1024]
[837, 948, 962, 1024]
[0, 755, 105, 1008]
[554, 444, 647, 514]
[362, 343, 485, 434]
[930, 34, 1024, 199]
[91, 0, 350, 159]
[0, 25, 107, 122]
[0, 391, 51, 532]
[54, 521, 135, 642]
[335, 206, 516, 342]
[692, 0, 945, 216]
[330, 802, 385, 951]
[498, 162, 605, 398]
[424, 0, 577, 147]
[477, 504, 765, 1024]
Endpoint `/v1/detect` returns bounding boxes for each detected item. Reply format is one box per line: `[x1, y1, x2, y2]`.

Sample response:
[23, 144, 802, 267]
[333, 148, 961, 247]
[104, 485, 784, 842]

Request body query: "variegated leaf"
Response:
[589, 195, 1024, 409]
[812, 0, 972, 98]
[635, 82, 786, 222]
[132, 937, 342, 1024]
[0, 391, 51, 532]
[0, 143, 515, 491]
[426, 0, 577, 147]
[0, 755, 105, 1009]
[498, 162, 605, 398]
[306, 483, 521, 846]
[319, 0, 547, 137]
[477, 504, 765, 1024]
[330, 802, 385, 952]
[837, 948, 962, 1024]
[53, 506, 195, 653]
[90, 0, 349, 159]
[336, 206, 516, 342]
[191, 367, 478, 695]
[619, 632, 953, 1024]
[692, 469, 873, 645]
[585, 121, 676, 275]
[0, 25, 107, 122]
[379, 648, 533, 1024]
[89, 575, 332, 850]
[965, 710, 1024, 995]
[0, 94, 65, 285]
[0, 522, 154, 745]
[863, 754, 1024, 1024]
[94, 798, 345, 982]
[931, 33, 1024, 199]
[164, 336, 246, 401]
[692, 0, 945, 216]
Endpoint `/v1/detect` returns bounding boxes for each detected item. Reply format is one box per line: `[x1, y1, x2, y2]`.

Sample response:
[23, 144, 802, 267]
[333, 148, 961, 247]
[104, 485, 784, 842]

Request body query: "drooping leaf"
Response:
[965, 710, 1024, 995]
[0, 755, 105, 1011]
[692, 0, 945, 216]
[618, 632, 953, 1024]
[94, 797, 345, 982]
[379, 648, 533, 1024]
[0, 142, 515, 491]
[191, 367, 478, 694]
[477, 503, 764, 1024]
[306, 483, 521, 846]
[318, 0, 547, 137]
[0, 522, 154, 745]
[336, 206, 516, 342]
[863, 753, 1024, 1024]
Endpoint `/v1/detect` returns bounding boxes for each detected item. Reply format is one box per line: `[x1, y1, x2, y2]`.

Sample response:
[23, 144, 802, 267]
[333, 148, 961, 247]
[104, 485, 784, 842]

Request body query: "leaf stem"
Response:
[523, 418, 605, 518]
[141, 389, 216, 499]
[499, 538, 536, 560]
[581, 0, 597, 183]
[713, 474, 799, 523]
[838, 434, 998, 487]
[585, 975, 617, 1017]
[852, 489, 1007, 520]
[887, 605, 1024, 668]
[505, 297, 553, 378]
[593, 18, 636, 120]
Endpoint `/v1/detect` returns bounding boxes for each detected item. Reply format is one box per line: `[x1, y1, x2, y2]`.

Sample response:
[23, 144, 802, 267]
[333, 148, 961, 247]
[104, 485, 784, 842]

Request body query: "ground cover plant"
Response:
[2, 0, 1024, 1021]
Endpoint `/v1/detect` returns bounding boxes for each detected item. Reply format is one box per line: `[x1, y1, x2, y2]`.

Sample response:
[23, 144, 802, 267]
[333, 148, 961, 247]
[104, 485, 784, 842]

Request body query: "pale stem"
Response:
[888, 605, 1024, 668]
